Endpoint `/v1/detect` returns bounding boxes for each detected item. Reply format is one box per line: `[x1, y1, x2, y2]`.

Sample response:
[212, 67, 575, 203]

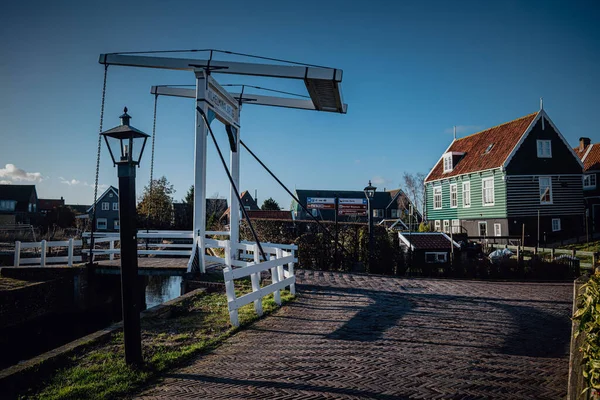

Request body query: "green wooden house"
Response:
[574, 138, 600, 233]
[424, 108, 584, 245]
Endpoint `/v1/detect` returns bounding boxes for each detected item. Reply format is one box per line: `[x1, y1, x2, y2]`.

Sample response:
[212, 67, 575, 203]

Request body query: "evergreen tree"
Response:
[261, 197, 281, 211]
[137, 176, 175, 229]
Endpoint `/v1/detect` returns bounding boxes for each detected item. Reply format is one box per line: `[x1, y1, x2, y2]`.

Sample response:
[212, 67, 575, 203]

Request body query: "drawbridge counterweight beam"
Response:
[99, 54, 347, 113]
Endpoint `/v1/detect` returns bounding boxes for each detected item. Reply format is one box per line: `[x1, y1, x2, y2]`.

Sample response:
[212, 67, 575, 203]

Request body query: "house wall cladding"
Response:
[506, 175, 584, 217]
[426, 169, 507, 221]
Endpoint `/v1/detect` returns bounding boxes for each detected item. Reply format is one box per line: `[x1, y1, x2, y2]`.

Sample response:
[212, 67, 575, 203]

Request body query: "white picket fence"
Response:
[14, 239, 83, 267]
[83, 230, 298, 327]
[224, 241, 297, 327]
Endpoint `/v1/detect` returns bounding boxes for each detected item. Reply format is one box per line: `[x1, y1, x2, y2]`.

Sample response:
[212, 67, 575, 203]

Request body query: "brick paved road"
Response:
[138, 271, 573, 399]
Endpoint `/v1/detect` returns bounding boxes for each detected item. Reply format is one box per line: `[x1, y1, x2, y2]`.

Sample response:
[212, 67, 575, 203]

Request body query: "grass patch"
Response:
[558, 240, 600, 252]
[0, 276, 37, 291]
[22, 281, 294, 400]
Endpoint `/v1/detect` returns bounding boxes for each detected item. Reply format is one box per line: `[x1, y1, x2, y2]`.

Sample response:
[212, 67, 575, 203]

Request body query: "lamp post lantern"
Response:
[101, 107, 149, 366]
[364, 180, 377, 271]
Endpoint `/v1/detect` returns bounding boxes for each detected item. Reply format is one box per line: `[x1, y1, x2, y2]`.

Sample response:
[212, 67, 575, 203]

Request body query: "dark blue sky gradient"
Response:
[1, 0, 598, 206]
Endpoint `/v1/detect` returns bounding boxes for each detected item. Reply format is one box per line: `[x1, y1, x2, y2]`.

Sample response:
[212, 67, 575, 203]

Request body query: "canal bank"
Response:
[0, 265, 186, 370]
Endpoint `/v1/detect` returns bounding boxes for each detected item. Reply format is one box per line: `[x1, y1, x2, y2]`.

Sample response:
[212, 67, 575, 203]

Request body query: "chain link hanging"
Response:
[89, 64, 109, 263]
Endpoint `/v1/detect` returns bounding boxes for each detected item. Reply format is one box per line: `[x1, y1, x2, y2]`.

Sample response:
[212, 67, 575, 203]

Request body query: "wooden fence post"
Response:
[276, 248, 285, 291]
[40, 240, 47, 267]
[551, 247, 556, 260]
[109, 239, 115, 261]
[223, 240, 239, 327]
[14, 241, 21, 267]
[270, 255, 282, 306]
[252, 244, 263, 316]
[68, 238, 74, 267]
[289, 245, 296, 295]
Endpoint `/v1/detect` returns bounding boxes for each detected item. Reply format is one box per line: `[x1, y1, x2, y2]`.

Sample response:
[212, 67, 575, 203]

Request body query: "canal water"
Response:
[145, 275, 183, 308]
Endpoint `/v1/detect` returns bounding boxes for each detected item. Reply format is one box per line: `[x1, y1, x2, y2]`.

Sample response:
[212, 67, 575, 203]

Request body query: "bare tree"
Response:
[401, 172, 426, 218]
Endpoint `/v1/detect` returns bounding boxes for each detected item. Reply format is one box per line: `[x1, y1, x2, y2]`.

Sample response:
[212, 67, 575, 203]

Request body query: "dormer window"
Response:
[442, 151, 465, 173]
[443, 154, 453, 173]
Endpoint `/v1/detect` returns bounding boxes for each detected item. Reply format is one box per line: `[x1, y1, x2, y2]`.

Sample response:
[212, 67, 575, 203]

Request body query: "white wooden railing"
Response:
[14, 239, 83, 267]
[83, 229, 297, 327]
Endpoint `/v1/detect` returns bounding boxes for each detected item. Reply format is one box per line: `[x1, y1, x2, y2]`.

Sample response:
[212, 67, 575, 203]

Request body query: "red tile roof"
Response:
[574, 144, 600, 171]
[425, 112, 538, 182]
[399, 233, 459, 250]
[246, 210, 292, 220]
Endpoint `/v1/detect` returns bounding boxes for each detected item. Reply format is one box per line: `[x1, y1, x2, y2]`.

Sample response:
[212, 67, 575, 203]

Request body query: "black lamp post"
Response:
[364, 180, 377, 271]
[101, 107, 149, 366]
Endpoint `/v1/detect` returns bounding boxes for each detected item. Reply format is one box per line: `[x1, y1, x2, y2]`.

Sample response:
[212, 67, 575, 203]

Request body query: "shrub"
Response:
[573, 272, 600, 394]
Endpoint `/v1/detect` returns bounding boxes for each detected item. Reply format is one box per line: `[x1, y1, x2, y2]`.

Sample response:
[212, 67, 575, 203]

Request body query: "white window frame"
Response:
[443, 154, 453, 173]
[433, 186, 442, 210]
[451, 219, 460, 233]
[494, 223, 501, 237]
[539, 176, 553, 205]
[102, 202, 109, 211]
[537, 140, 552, 158]
[478, 221, 488, 237]
[390, 209, 399, 218]
[434, 220, 441, 231]
[112, 202, 118, 211]
[482, 177, 495, 206]
[443, 220, 450, 233]
[114, 219, 120, 230]
[552, 218, 561, 232]
[449, 183, 457, 208]
[97, 218, 107, 230]
[425, 252, 447, 263]
[462, 181, 471, 208]
[584, 174, 596, 189]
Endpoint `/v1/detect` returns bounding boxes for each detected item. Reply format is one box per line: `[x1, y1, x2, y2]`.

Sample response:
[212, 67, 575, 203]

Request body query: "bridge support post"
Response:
[193, 71, 209, 274]
[229, 122, 241, 262]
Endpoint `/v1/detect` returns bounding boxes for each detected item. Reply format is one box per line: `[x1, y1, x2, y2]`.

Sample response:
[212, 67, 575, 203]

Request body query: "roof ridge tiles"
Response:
[454, 111, 538, 142]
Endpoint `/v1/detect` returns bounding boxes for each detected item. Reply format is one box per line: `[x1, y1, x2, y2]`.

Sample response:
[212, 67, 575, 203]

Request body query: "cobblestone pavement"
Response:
[138, 271, 573, 399]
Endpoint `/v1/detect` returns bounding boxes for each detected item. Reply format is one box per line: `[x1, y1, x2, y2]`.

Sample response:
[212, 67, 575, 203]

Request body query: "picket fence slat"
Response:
[228, 276, 295, 312]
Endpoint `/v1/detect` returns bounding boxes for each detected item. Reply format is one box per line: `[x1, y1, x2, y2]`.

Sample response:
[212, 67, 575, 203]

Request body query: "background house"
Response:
[38, 197, 65, 215]
[87, 186, 119, 231]
[398, 232, 460, 267]
[573, 137, 600, 233]
[0, 184, 38, 225]
[291, 188, 421, 225]
[424, 109, 584, 245]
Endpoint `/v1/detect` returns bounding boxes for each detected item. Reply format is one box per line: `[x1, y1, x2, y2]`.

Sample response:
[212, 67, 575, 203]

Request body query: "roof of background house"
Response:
[425, 112, 538, 182]
[0, 184, 37, 202]
[294, 189, 407, 210]
[574, 143, 600, 171]
[87, 186, 119, 212]
[39, 198, 65, 210]
[398, 232, 460, 250]
[246, 210, 292, 220]
[67, 204, 92, 214]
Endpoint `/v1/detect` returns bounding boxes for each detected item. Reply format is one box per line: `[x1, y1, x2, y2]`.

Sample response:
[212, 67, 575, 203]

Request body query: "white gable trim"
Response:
[542, 110, 585, 169]
[502, 110, 584, 170]
[424, 138, 456, 183]
[86, 186, 118, 213]
[501, 112, 541, 170]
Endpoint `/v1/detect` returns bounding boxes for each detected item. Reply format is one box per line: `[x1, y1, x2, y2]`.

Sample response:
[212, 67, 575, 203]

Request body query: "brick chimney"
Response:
[580, 137, 591, 152]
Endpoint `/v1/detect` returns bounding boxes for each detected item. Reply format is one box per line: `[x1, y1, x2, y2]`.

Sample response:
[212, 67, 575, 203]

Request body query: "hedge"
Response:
[238, 219, 404, 275]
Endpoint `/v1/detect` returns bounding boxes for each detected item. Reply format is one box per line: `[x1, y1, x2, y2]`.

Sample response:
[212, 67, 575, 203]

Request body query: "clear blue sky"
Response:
[1, 0, 598, 209]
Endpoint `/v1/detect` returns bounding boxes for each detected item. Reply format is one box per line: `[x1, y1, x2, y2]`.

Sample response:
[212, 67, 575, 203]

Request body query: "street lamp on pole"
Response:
[101, 107, 149, 366]
[364, 180, 377, 271]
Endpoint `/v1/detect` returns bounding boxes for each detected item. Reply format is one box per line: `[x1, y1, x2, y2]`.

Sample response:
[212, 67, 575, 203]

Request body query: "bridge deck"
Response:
[95, 258, 190, 275]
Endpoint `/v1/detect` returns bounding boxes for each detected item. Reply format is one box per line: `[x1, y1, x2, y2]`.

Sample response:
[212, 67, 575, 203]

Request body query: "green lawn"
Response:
[559, 240, 600, 253]
[23, 280, 294, 400]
